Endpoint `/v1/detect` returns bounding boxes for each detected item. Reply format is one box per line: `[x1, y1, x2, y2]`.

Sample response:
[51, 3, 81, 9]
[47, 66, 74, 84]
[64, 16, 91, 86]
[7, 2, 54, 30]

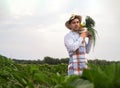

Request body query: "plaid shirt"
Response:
[64, 31, 92, 75]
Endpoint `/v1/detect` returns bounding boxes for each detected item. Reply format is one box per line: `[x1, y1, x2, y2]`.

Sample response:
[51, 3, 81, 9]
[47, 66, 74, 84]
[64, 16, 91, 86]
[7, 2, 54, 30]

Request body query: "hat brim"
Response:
[65, 15, 82, 30]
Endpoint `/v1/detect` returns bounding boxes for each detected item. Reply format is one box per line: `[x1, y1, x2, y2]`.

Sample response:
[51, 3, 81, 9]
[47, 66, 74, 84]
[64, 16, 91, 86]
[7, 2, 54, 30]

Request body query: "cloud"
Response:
[0, 0, 120, 60]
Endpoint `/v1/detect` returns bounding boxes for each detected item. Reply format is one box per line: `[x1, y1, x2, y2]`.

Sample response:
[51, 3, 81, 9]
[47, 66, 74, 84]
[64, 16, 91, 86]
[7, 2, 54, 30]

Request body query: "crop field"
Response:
[0, 55, 120, 88]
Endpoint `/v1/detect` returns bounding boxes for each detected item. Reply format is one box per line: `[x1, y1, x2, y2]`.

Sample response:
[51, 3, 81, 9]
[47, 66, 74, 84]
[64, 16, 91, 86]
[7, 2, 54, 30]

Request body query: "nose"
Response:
[75, 22, 79, 25]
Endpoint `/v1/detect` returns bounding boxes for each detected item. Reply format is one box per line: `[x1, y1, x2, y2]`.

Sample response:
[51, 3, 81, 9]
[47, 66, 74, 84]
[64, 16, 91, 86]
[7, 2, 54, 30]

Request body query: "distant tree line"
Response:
[0, 54, 120, 65]
[13, 56, 69, 64]
[12, 56, 120, 65]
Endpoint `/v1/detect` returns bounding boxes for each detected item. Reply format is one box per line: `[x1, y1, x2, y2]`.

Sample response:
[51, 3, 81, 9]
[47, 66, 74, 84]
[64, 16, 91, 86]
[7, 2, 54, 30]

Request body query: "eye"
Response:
[76, 21, 79, 23]
[72, 22, 76, 24]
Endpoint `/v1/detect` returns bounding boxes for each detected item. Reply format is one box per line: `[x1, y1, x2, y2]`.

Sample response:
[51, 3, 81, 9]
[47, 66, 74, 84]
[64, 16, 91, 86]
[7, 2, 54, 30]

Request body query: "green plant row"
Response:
[0, 55, 120, 88]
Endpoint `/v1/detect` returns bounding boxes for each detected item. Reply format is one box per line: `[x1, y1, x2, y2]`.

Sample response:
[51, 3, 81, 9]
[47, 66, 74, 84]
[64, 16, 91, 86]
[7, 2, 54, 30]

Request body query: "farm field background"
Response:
[0, 55, 120, 88]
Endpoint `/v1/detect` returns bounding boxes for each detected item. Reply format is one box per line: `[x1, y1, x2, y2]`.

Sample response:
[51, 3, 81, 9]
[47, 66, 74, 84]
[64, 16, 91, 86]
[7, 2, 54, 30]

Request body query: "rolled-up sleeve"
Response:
[64, 35, 83, 52]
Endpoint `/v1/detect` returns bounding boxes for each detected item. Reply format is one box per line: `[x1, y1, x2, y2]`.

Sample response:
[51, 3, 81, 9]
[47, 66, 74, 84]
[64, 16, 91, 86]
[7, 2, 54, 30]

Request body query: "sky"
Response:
[0, 0, 120, 61]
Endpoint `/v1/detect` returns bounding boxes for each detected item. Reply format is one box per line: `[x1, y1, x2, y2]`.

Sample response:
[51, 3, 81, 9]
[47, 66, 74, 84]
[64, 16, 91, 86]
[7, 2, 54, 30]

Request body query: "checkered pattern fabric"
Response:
[68, 40, 88, 75]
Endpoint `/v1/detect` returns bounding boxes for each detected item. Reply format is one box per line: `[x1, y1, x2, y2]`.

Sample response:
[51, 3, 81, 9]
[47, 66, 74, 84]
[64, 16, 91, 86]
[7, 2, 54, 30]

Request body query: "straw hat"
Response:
[65, 14, 82, 30]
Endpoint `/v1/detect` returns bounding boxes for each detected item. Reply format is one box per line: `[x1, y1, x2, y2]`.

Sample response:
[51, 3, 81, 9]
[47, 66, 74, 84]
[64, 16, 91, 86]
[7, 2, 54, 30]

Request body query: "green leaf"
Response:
[85, 16, 97, 47]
